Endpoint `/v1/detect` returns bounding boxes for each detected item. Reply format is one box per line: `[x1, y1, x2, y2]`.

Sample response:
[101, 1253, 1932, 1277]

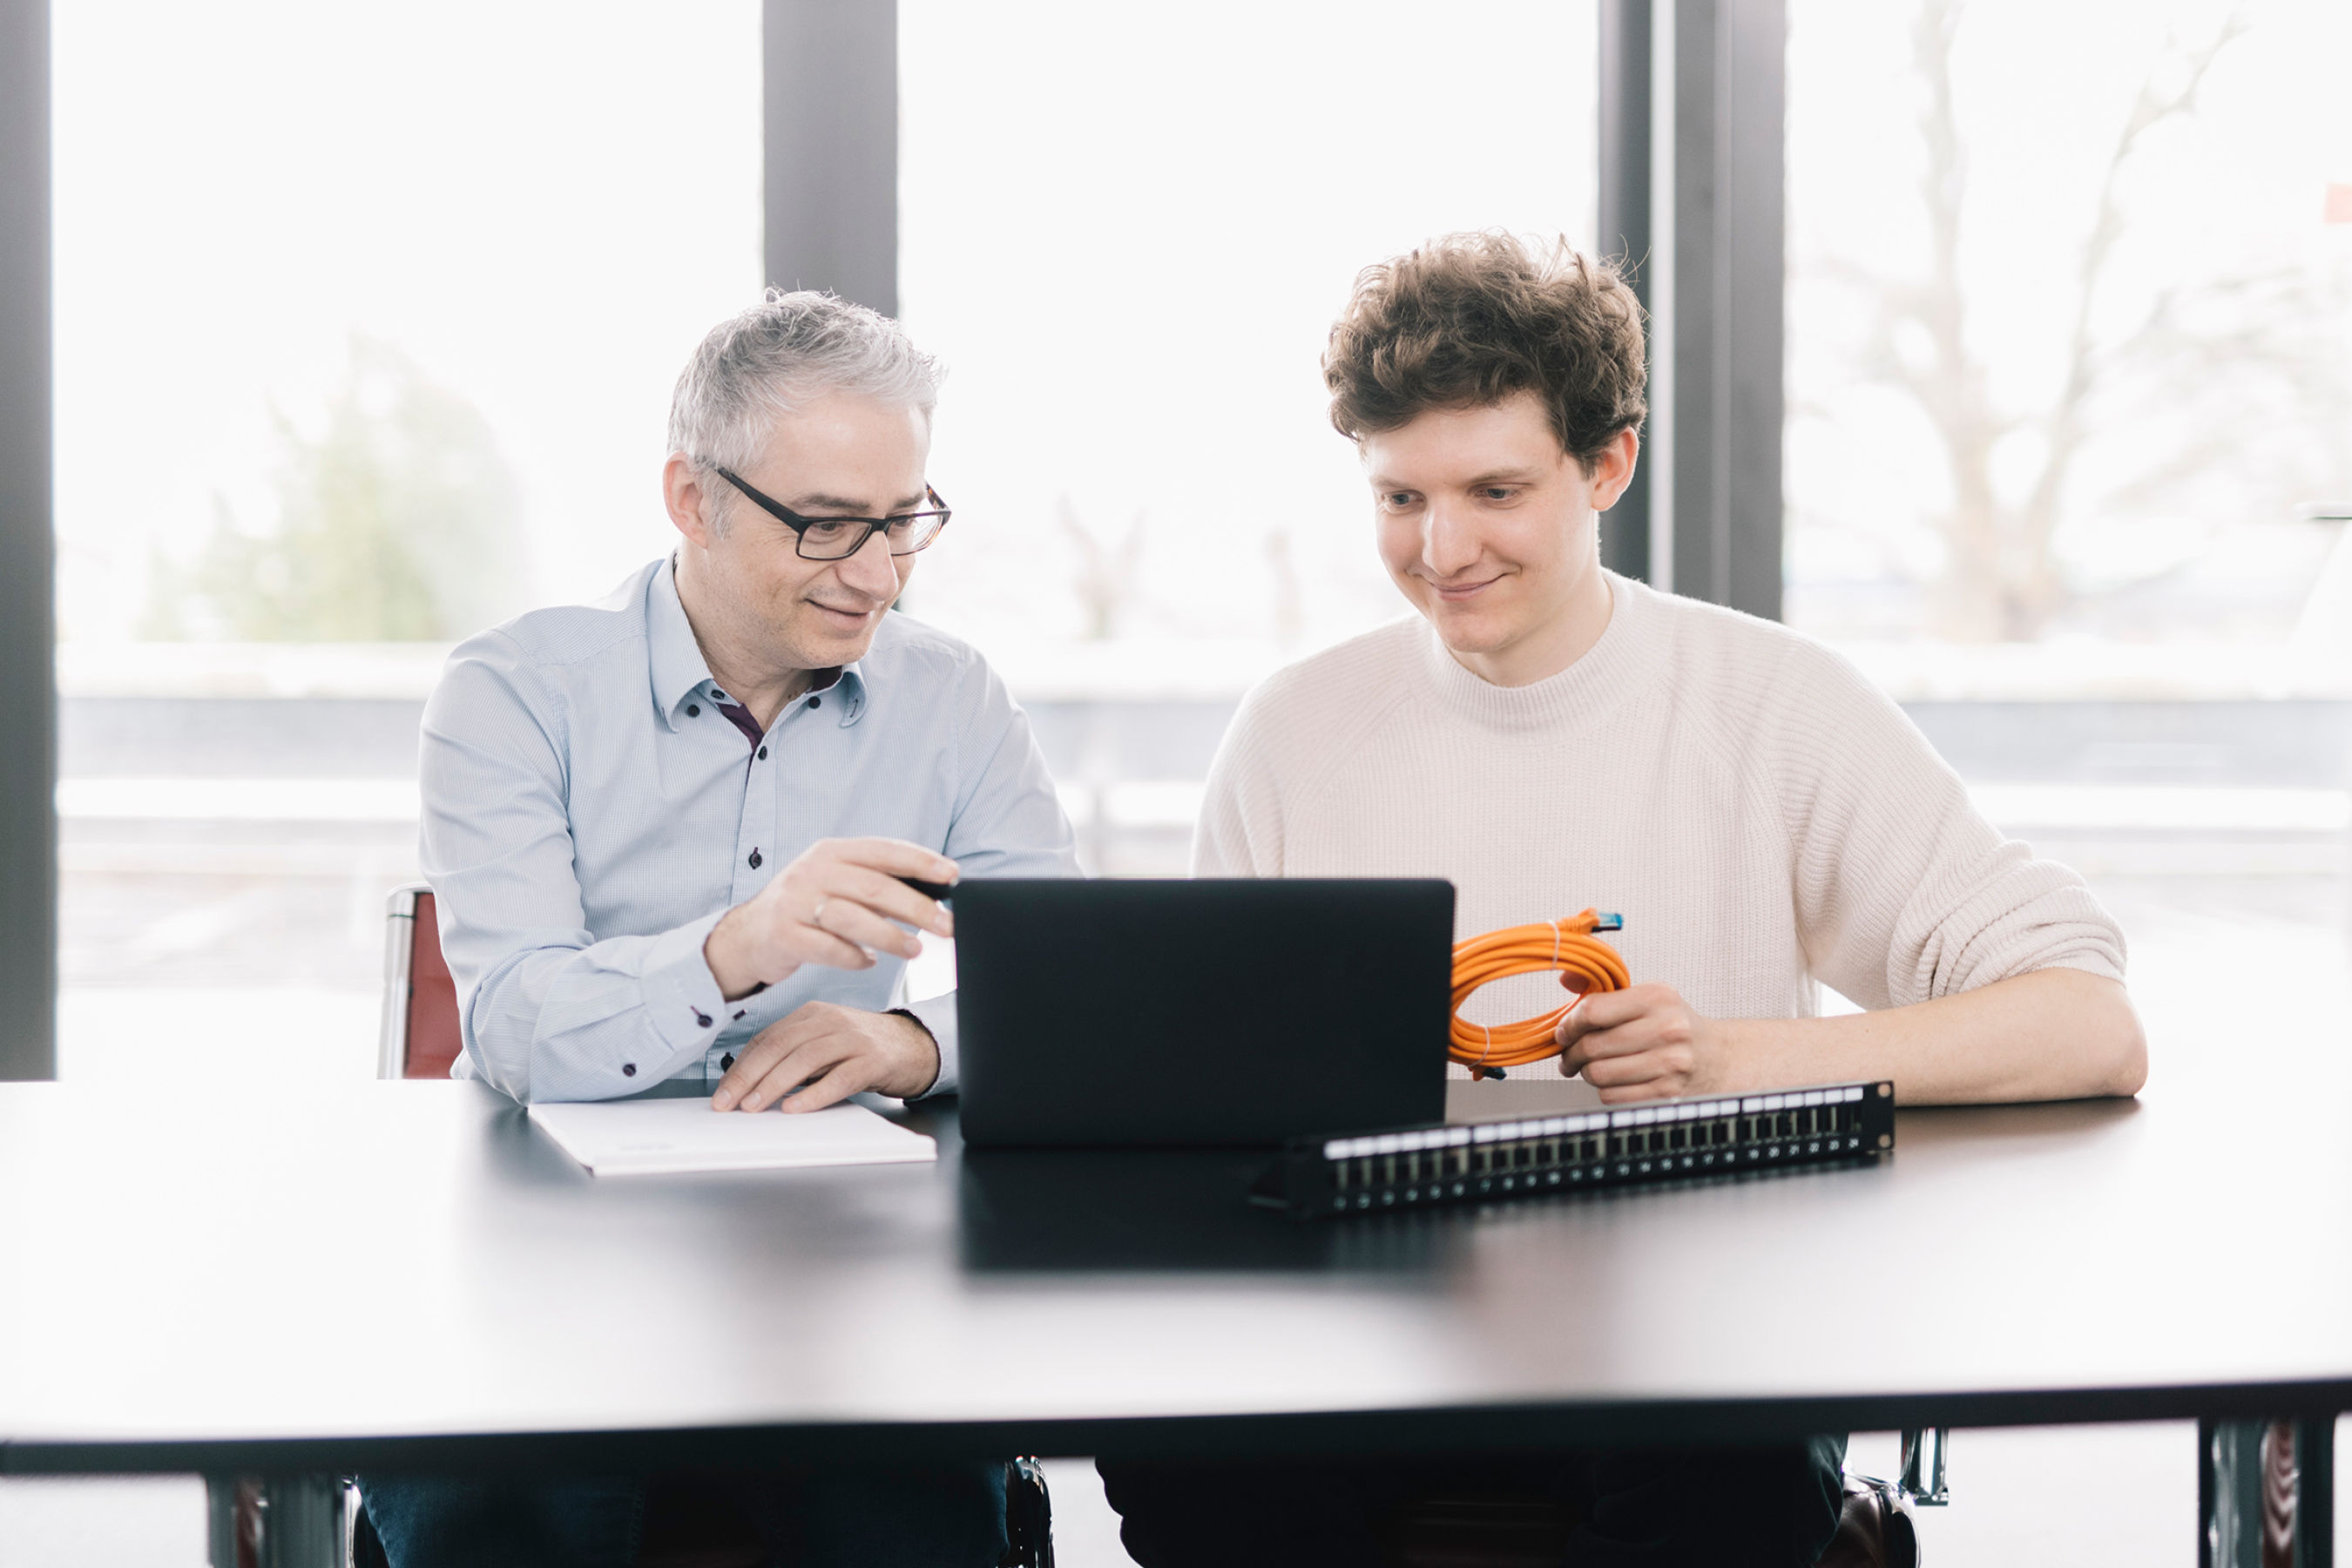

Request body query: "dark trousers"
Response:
[1098, 1436, 1847, 1568]
[355, 1462, 1007, 1568]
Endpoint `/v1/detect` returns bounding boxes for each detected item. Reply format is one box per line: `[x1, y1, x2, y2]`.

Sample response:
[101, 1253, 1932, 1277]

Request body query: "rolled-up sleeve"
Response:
[419, 639, 729, 1102]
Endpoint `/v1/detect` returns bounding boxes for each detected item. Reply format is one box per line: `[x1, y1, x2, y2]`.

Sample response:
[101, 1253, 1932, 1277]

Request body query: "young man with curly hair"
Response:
[1098, 233, 2144, 1566]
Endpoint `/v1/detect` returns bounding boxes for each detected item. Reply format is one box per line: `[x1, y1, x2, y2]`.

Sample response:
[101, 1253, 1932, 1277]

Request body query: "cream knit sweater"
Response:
[1193, 572, 2126, 1074]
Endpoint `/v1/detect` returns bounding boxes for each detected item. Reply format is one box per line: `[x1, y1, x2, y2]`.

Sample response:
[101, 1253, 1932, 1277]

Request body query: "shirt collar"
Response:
[820, 663, 870, 727]
[647, 556, 874, 731]
[648, 558, 716, 731]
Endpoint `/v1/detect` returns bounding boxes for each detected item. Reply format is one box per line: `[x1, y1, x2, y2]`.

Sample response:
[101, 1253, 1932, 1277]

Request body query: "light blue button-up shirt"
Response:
[417, 556, 1080, 1103]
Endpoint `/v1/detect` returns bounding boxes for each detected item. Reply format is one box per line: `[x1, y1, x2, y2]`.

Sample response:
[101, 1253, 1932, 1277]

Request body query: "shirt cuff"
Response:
[900, 990, 959, 1099]
[639, 909, 734, 1066]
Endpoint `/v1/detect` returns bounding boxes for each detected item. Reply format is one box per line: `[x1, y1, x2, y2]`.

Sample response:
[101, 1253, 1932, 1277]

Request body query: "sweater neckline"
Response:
[1414, 570, 1654, 733]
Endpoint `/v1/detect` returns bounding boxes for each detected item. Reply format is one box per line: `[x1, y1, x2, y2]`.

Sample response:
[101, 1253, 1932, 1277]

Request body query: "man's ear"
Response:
[663, 453, 720, 549]
[1589, 428, 1641, 512]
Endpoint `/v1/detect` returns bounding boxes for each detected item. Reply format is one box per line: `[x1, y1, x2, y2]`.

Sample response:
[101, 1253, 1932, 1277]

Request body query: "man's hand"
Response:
[1555, 980, 1728, 1103]
[703, 837, 956, 1002]
[711, 1003, 939, 1112]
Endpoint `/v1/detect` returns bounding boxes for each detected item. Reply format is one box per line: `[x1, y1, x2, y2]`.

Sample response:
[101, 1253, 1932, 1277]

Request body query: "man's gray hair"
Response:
[668, 289, 944, 522]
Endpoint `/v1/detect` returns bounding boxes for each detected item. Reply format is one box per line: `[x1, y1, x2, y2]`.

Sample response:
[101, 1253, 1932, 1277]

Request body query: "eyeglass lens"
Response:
[795, 511, 949, 560]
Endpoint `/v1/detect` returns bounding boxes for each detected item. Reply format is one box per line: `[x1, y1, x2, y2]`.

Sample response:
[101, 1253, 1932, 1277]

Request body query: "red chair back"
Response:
[400, 889, 463, 1080]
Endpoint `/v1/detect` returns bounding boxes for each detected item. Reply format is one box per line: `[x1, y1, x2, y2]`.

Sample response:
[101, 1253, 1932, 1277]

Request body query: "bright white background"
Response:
[51, 0, 764, 641]
[896, 0, 1597, 656]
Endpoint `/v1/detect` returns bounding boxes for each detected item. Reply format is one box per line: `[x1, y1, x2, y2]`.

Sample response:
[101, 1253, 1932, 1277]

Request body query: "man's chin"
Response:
[1424, 604, 1518, 659]
[783, 610, 883, 666]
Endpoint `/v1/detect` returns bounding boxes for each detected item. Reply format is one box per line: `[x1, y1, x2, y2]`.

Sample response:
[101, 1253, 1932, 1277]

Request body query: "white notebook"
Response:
[528, 1097, 937, 1177]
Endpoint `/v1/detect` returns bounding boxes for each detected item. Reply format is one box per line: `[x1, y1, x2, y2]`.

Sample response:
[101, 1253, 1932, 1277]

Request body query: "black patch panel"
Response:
[1251, 1081, 1896, 1220]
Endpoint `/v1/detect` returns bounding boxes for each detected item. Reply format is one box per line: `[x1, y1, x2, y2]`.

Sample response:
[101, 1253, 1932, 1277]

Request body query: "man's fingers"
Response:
[1576, 1021, 1665, 1061]
[1588, 987, 1665, 1026]
[789, 924, 878, 972]
[1558, 1010, 1659, 1065]
[713, 1044, 794, 1111]
[713, 1002, 942, 1111]
[1559, 1015, 1672, 1085]
[1555, 983, 1693, 1051]
[711, 1009, 831, 1109]
[738, 1037, 857, 1112]
[1578, 1049, 1672, 1090]
[826, 863, 950, 942]
[777, 1060, 866, 1113]
[840, 862, 953, 935]
[826, 837, 960, 889]
[811, 897, 925, 962]
[1555, 988, 1645, 1044]
[1596, 1079, 1679, 1105]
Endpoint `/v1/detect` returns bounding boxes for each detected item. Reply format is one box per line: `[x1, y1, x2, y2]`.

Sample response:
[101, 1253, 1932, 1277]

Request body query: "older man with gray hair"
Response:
[358, 290, 1078, 1565]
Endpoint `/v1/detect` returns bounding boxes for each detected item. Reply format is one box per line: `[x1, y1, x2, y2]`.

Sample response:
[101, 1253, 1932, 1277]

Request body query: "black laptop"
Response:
[954, 878, 1454, 1147]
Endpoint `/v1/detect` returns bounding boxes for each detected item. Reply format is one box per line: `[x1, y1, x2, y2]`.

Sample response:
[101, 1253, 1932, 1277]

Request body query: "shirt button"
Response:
[686, 703, 700, 717]
[808, 696, 822, 710]
[748, 848, 763, 869]
[693, 1007, 712, 1028]
[720, 1052, 735, 1071]
[712, 689, 728, 701]
[757, 745, 768, 760]
[731, 1010, 746, 1021]
[621, 1063, 637, 1077]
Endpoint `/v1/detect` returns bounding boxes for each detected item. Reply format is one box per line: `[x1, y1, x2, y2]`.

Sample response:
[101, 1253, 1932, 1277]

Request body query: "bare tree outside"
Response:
[1058, 494, 1149, 641]
[1789, 0, 2352, 643]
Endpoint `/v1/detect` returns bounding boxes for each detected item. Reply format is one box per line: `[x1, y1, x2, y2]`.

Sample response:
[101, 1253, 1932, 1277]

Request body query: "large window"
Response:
[1788, 0, 2352, 652]
[52, 0, 764, 1083]
[1787, 1, 2352, 1555]
[1783, 0, 2351, 993]
[898, 0, 1601, 872]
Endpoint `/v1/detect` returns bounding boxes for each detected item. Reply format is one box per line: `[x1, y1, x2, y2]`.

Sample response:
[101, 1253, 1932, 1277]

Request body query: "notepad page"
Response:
[528, 1098, 937, 1177]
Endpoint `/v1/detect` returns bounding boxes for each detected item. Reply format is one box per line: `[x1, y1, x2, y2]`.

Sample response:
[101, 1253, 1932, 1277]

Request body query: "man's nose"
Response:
[1422, 502, 1482, 577]
[834, 528, 900, 597]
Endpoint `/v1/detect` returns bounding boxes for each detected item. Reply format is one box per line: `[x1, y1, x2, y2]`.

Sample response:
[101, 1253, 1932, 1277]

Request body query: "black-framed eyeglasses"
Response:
[711, 466, 952, 561]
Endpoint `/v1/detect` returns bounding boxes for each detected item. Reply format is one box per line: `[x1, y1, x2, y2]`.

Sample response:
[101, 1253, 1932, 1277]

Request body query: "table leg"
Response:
[2201, 1417, 2334, 1568]
[1898, 1427, 1950, 1506]
[205, 1473, 348, 1568]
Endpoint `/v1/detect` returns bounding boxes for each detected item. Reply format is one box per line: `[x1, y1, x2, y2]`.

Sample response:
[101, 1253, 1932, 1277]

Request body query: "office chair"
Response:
[376, 884, 461, 1082]
[207, 887, 1053, 1568]
[1375, 1438, 1931, 1568]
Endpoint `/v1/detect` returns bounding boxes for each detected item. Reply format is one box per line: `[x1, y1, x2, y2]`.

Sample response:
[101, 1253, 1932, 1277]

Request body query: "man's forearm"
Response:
[463, 911, 733, 1102]
[1715, 969, 2146, 1105]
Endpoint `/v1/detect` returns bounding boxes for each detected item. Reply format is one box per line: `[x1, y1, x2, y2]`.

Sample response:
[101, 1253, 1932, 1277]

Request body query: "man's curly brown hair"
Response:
[1322, 233, 1646, 474]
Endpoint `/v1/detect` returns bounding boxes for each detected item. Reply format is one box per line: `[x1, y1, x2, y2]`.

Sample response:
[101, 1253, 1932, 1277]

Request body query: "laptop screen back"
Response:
[955, 878, 1455, 1147]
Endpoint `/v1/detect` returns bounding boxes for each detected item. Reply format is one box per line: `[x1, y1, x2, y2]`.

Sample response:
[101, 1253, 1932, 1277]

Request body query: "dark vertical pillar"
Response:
[1662, 0, 1785, 619]
[0, 0, 55, 1082]
[763, 0, 899, 316]
[1597, 0, 1653, 583]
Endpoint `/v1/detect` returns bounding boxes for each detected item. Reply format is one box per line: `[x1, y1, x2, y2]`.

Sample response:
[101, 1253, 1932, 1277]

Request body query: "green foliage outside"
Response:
[144, 338, 528, 641]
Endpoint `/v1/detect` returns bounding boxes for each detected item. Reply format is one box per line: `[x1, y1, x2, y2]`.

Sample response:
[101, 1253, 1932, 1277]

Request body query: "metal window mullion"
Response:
[763, 0, 899, 315]
[1649, 0, 1786, 623]
[1598, 0, 1655, 584]
[0, 0, 56, 1082]
[1724, 0, 1786, 622]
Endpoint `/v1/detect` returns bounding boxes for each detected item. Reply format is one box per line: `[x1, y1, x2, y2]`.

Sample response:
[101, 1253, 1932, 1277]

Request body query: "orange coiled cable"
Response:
[1450, 909, 1631, 1076]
